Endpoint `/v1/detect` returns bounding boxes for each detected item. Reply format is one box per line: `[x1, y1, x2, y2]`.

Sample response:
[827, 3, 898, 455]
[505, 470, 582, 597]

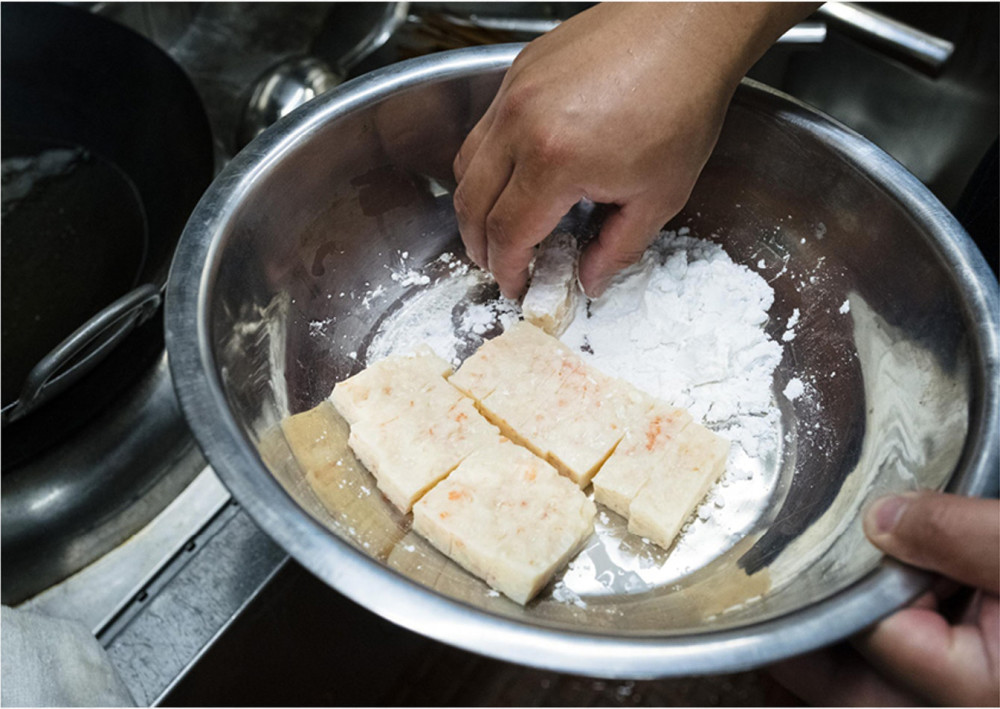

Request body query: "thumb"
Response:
[577, 203, 666, 298]
[863, 491, 999, 593]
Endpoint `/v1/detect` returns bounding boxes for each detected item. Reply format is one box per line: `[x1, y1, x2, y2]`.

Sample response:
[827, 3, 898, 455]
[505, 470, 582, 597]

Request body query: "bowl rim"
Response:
[165, 43, 999, 678]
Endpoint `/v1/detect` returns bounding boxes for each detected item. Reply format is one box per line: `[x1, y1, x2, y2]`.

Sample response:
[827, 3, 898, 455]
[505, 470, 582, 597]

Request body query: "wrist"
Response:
[643, 2, 819, 91]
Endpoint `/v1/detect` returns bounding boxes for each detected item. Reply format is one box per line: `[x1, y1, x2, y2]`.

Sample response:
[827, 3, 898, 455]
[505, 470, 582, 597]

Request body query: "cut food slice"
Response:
[330, 345, 454, 426]
[281, 401, 406, 557]
[479, 359, 646, 487]
[627, 422, 730, 550]
[459, 321, 643, 487]
[522, 231, 579, 337]
[412, 438, 596, 604]
[447, 320, 575, 401]
[348, 397, 501, 513]
[592, 401, 693, 517]
[539, 364, 647, 487]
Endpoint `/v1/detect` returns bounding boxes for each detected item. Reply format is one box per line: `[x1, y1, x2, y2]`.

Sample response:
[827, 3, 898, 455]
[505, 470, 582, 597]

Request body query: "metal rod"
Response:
[463, 15, 827, 45]
[818, 2, 954, 77]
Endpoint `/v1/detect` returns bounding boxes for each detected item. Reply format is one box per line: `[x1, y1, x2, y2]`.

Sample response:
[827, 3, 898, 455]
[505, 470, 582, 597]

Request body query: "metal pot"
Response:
[1, 2, 213, 438]
[166, 45, 998, 677]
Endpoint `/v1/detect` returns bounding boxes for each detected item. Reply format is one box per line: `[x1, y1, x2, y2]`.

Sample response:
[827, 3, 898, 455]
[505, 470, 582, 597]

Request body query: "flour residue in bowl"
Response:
[352, 228, 788, 598]
[367, 253, 521, 367]
[555, 230, 784, 596]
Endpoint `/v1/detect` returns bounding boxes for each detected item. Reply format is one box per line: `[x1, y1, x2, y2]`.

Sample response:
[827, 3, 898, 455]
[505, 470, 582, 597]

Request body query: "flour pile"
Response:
[562, 230, 782, 464]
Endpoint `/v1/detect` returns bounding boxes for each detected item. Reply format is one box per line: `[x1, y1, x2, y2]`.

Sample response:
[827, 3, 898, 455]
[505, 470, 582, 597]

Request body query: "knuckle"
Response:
[911, 494, 958, 541]
[452, 185, 473, 222]
[484, 211, 512, 247]
[528, 125, 572, 167]
[609, 243, 647, 270]
[495, 77, 550, 130]
[452, 150, 466, 180]
[496, 85, 532, 124]
[652, 189, 689, 221]
[663, 193, 688, 218]
[509, 49, 532, 72]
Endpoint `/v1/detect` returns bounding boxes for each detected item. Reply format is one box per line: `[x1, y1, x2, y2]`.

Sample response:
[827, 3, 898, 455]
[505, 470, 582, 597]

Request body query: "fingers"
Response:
[483, 165, 579, 299]
[767, 642, 922, 706]
[452, 134, 513, 270]
[577, 204, 667, 298]
[864, 492, 1000, 593]
[453, 101, 496, 183]
[455, 61, 522, 183]
[856, 595, 1000, 706]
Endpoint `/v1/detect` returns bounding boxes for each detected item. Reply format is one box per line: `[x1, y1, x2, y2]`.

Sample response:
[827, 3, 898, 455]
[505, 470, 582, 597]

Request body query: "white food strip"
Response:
[521, 231, 579, 336]
[413, 438, 596, 604]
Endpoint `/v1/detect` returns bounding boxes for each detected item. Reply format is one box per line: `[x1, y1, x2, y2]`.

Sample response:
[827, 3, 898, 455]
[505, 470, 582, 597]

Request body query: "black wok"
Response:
[1, 2, 213, 464]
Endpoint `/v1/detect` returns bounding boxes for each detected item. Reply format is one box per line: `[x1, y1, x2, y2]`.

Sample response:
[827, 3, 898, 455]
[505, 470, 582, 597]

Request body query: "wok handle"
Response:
[3, 284, 162, 425]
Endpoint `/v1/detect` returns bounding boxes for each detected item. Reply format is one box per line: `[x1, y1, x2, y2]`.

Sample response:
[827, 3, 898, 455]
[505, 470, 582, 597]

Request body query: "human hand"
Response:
[452, 2, 813, 298]
[770, 491, 999, 706]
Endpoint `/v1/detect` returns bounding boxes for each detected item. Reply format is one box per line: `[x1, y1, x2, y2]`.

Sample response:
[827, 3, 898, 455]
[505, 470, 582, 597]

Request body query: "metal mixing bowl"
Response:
[166, 44, 998, 677]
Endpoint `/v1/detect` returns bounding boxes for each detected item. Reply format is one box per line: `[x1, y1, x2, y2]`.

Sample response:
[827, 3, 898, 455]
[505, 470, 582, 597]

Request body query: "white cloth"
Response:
[1, 605, 134, 707]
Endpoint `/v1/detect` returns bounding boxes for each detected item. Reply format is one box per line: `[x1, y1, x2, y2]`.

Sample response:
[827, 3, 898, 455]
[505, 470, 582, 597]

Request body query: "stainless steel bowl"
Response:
[166, 44, 999, 677]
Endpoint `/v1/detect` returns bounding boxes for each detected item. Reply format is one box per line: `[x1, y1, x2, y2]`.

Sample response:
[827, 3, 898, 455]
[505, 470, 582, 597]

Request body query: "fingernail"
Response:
[871, 495, 908, 535]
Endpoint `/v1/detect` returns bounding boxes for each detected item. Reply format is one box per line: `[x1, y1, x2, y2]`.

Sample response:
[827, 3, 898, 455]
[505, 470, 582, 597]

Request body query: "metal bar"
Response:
[100, 505, 288, 706]
[456, 15, 827, 45]
[818, 2, 954, 77]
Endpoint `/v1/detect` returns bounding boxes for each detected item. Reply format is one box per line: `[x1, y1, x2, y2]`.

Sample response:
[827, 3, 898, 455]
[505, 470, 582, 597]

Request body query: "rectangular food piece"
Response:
[412, 438, 596, 604]
[330, 345, 454, 426]
[626, 422, 730, 550]
[537, 363, 647, 487]
[591, 401, 693, 517]
[447, 320, 576, 401]
[468, 324, 645, 486]
[348, 396, 501, 513]
[281, 401, 407, 557]
[522, 231, 579, 337]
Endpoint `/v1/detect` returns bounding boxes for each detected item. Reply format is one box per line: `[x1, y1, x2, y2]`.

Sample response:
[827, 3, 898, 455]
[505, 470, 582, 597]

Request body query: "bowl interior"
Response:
[200, 65, 977, 637]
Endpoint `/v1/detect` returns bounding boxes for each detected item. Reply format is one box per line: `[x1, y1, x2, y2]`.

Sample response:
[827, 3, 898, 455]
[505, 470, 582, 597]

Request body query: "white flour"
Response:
[367, 254, 520, 367]
[358, 228, 787, 596]
[561, 231, 782, 462]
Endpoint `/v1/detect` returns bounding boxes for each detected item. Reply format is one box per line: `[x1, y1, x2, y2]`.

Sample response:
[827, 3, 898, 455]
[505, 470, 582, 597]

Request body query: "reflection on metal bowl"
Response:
[166, 44, 998, 677]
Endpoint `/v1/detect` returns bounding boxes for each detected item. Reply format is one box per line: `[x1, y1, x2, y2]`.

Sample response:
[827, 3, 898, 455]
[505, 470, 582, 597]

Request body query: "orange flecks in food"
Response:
[447, 489, 466, 501]
[646, 417, 664, 451]
[439, 511, 450, 519]
[455, 411, 468, 422]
